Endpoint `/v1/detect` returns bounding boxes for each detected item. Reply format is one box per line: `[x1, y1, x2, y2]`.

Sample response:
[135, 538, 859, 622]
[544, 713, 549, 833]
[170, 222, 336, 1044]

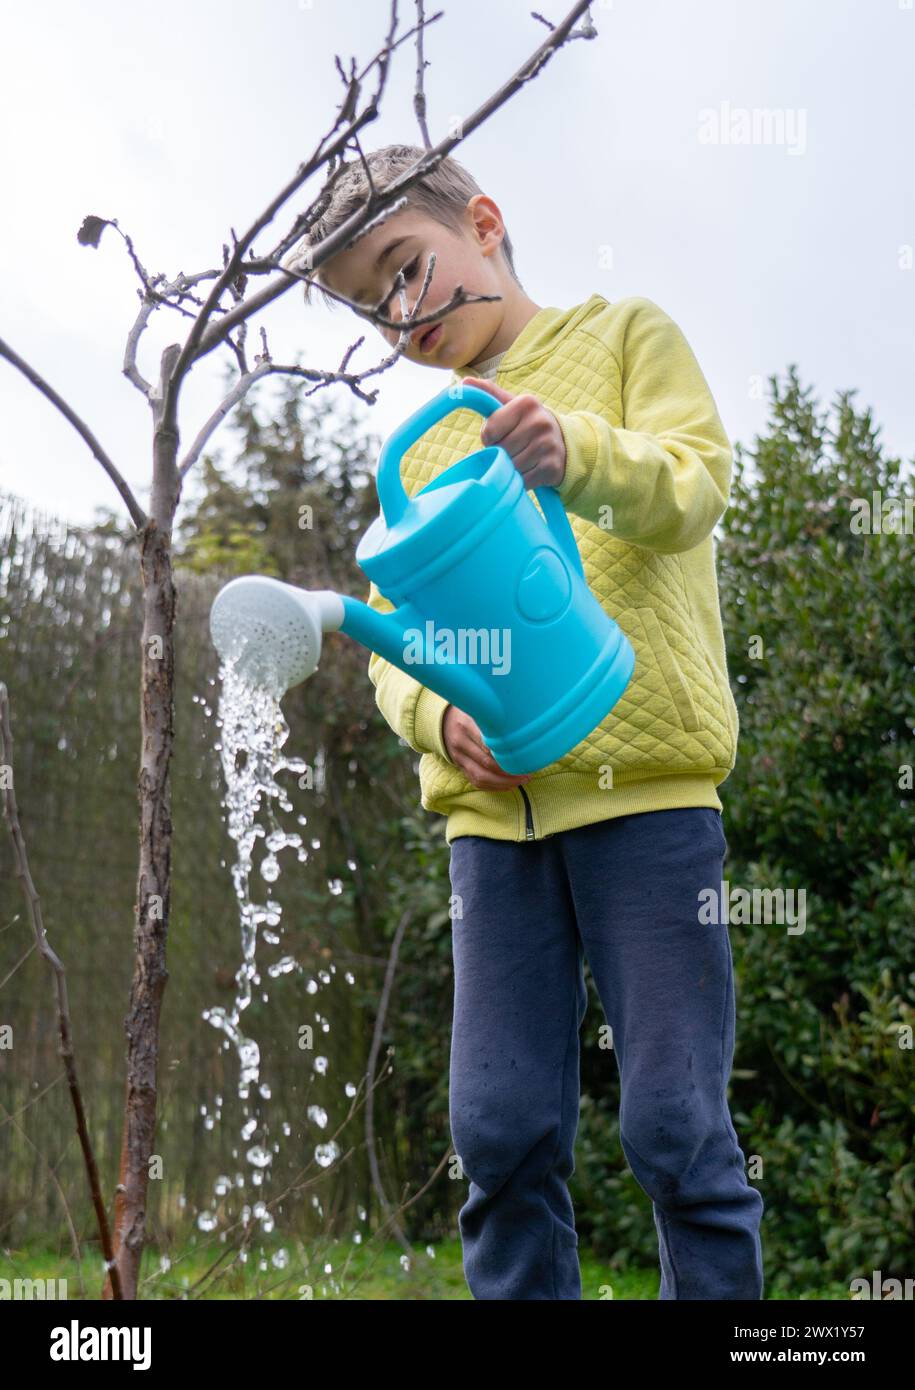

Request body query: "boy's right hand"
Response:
[442, 704, 533, 791]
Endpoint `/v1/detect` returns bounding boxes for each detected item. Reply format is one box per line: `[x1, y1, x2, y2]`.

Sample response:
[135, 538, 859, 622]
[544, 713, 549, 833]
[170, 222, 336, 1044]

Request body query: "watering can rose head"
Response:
[209, 578, 344, 699]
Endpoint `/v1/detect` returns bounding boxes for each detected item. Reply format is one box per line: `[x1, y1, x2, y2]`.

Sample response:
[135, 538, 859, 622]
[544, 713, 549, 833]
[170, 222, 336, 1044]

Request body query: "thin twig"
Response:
[532, 5, 598, 41]
[123, 269, 224, 399]
[177, 245, 498, 467]
[414, 0, 433, 149]
[0, 1071, 66, 1127]
[0, 939, 37, 989]
[0, 1097, 88, 1298]
[0, 681, 122, 1299]
[160, 1, 412, 424]
[365, 906, 413, 1258]
[275, 246, 499, 340]
[171, 0, 593, 376]
[177, 359, 273, 478]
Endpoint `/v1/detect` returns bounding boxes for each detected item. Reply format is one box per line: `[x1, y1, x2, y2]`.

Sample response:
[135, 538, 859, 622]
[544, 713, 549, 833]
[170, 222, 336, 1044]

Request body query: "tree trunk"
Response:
[103, 356, 180, 1299]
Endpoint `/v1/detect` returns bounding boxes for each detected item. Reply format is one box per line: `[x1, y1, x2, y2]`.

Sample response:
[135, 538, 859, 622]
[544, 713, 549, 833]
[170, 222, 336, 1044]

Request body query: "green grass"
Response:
[0, 1237, 850, 1300]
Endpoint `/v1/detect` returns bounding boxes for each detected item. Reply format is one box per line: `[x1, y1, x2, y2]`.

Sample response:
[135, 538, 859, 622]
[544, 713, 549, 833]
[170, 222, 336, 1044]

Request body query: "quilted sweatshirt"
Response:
[364, 293, 739, 844]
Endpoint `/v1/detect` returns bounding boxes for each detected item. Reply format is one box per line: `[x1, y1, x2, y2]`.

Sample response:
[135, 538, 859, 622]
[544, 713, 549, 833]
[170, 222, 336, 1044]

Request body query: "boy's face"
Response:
[316, 197, 508, 369]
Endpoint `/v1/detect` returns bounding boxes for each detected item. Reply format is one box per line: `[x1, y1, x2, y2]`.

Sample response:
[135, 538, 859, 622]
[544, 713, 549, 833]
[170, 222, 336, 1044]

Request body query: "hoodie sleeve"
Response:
[551, 297, 732, 554]
[365, 580, 453, 761]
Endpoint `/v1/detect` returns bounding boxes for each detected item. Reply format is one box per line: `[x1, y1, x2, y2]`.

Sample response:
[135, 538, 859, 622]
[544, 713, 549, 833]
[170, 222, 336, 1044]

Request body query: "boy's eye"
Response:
[381, 256, 421, 310]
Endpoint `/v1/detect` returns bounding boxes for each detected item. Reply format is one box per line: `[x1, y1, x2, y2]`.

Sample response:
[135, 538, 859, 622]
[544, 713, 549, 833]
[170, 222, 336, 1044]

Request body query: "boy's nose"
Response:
[390, 300, 415, 326]
[388, 304, 424, 344]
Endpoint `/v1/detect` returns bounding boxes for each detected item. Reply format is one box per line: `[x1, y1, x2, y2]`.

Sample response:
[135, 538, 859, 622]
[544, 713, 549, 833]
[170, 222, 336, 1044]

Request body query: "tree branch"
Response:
[364, 905, 414, 1259]
[123, 269, 226, 401]
[167, 0, 592, 380]
[414, 0, 433, 149]
[160, 0, 414, 428]
[170, 2, 594, 486]
[177, 357, 272, 480]
[177, 243, 498, 475]
[276, 250, 500, 339]
[0, 337, 147, 530]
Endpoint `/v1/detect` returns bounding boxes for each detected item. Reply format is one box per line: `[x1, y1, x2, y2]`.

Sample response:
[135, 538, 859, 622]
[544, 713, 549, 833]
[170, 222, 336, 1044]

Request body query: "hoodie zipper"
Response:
[518, 784, 535, 841]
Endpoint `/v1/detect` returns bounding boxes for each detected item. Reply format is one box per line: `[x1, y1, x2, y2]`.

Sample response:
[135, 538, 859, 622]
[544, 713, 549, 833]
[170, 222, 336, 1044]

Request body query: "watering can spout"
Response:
[338, 595, 503, 729]
[208, 576, 502, 729]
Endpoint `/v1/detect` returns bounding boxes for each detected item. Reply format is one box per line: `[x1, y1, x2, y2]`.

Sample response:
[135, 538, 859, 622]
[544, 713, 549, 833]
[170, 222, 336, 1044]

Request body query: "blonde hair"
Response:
[282, 143, 521, 309]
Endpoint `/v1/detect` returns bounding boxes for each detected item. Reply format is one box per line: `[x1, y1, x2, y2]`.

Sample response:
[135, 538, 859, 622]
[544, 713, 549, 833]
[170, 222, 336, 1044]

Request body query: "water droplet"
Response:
[268, 956, 297, 977]
[246, 1144, 273, 1169]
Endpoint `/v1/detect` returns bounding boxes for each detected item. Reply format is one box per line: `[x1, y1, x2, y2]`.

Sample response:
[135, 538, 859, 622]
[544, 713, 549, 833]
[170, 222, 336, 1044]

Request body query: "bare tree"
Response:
[0, 0, 596, 1299]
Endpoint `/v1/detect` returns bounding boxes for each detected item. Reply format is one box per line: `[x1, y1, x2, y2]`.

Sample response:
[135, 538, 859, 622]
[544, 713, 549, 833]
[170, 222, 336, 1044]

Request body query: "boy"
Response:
[287, 144, 764, 1300]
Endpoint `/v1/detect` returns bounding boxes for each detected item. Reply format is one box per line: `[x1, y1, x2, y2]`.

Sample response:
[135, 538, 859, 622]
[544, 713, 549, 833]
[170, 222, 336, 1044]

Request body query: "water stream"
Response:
[191, 659, 351, 1287]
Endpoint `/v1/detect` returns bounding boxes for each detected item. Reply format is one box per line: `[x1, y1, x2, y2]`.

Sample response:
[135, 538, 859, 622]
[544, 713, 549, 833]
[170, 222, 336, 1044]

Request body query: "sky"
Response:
[0, 0, 912, 530]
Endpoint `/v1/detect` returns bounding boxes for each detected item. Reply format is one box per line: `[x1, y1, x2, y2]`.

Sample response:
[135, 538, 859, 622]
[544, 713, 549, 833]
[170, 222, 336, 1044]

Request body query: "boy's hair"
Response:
[283, 143, 521, 310]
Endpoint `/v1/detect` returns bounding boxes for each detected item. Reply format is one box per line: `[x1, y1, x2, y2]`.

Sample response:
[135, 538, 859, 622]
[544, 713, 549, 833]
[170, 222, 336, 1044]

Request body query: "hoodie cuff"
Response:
[554, 409, 601, 512]
[413, 687, 452, 761]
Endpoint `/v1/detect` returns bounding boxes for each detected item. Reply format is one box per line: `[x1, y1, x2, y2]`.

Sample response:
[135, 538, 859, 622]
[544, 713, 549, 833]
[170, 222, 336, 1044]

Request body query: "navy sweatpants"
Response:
[447, 806, 764, 1300]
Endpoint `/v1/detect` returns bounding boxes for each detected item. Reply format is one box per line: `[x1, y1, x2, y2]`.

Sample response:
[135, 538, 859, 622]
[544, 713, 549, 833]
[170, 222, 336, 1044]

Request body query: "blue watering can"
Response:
[210, 383, 634, 774]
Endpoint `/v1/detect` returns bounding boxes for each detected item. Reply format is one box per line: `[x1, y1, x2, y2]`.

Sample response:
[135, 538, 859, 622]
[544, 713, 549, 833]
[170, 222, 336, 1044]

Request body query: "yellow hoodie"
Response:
[364, 293, 739, 843]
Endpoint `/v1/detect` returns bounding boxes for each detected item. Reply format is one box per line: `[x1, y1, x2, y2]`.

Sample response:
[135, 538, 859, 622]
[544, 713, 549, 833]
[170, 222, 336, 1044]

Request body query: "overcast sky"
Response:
[1, 0, 912, 529]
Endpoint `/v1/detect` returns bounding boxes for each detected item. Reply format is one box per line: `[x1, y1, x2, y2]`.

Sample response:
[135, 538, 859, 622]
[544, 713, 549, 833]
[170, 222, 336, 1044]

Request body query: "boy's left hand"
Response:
[461, 378, 567, 490]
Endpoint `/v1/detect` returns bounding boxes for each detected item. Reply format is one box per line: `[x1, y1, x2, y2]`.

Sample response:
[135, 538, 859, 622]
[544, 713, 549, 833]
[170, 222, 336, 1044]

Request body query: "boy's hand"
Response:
[442, 704, 533, 791]
[461, 379, 567, 490]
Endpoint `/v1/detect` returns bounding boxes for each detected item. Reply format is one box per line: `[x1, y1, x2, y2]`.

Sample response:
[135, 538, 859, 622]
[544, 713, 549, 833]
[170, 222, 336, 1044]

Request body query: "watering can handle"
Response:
[377, 383, 584, 578]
